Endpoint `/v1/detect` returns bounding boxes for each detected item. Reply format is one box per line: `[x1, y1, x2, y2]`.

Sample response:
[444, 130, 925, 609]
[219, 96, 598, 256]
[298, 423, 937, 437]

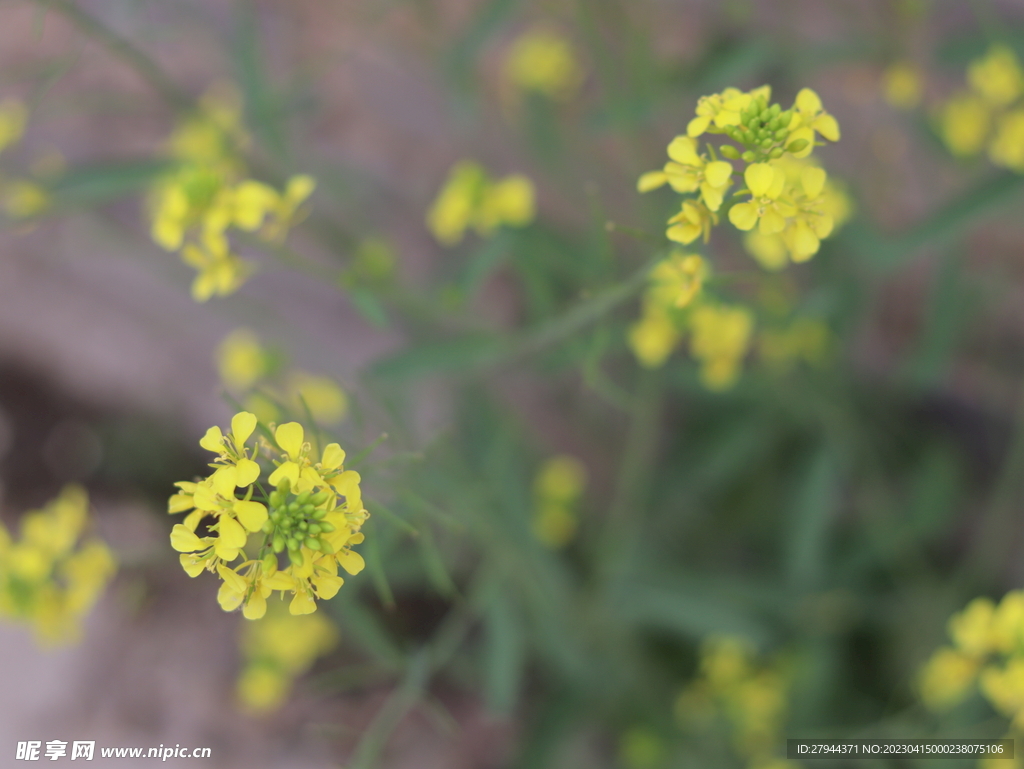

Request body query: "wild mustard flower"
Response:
[919, 591, 1024, 720]
[675, 635, 792, 769]
[287, 372, 349, 425]
[531, 455, 587, 548]
[0, 99, 27, 155]
[627, 252, 707, 369]
[639, 84, 841, 251]
[883, 62, 924, 110]
[0, 486, 116, 644]
[148, 87, 315, 301]
[938, 44, 1024, 173]
[217, 328, 269, 392]
[426, 161, 535, 246]
[503, 27, 583, 100]
[688, 304, 754, 391]
[237, 602, 338, 712]
[169, 412, 367, 618]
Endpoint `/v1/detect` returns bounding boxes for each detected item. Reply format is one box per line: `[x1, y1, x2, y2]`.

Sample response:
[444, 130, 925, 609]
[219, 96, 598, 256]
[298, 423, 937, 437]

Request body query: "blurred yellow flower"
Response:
[689, 304, 754, 391]
[288, 372, 349, 425]
[217, 328, 268, 391]
[989, 110, 1024, 171]
[0, 99, 27, 155]
[939, 93, 992, 156]
[882, 62, 923, 110]
[237, 603, 338, 712]
[503, 27, 583, 100]
[532, 454, 587, 548]
[426, 161, 535, 246]
[968, 44, 1024, 108]
[919, 647, 979, 709]
[628, 309, 680, 369]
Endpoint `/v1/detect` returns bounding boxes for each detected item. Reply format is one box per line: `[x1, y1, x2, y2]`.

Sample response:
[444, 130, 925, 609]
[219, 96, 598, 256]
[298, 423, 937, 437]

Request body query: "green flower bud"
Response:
[262, 553, 277, 575]
[312, 508, 328, 520]
[741, 150, 756, 162]
[272, 534, 286, 552]
[287, 537, 299, 551]
[288, 548, 304, 568]
[287, 502, 299, 514]
[774, 129, 788, 141]
[769, 147, 784, 159]
[319, 521, 335, 533]
[760, 137, 773, 149]
[276, 478, 291, 496]
[308, 523, 321, 535]
[270, 511, 281, 523]
[720, 145, 740, 159]
[770, 103, 781, 117]
[778, 110, 793, 126]
[304, 537, 321, 551]
[298, 520, 308, 531]
[261, 519, 274, 534]
[310, 491, 331, 506]
[786, 138, 809, 154]
[319, 538, 334, 554]
[296, 490, 311, 505]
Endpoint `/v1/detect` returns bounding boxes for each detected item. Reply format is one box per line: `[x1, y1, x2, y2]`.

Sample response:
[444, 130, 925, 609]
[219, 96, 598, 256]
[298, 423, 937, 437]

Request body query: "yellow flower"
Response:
[992, 591, 1024, 653]
[531, 455, 587, 549]
[939, 93, 991, 156]
[426, 161, 535, 245]
[0, 486, 116, 644]
[787, 88, 841, 152]
[638, 136, 733, 212]
[667, 200, 717, 244]
[729, 163, 791, 235]
[0, 99, 28, 154]
[647, 252, 707, 309]
[950, 597, 996, 657]
[237, 603, 338, 712]
[968, 44, 1024, 107]
[882, 62, 923, 110]
[921, 646, 980, 709]
[216, 328, 267, 391]
[981, 659, 1024, 727]
[989, 109, 1024, 172]
[688, 86, 772, 138]
[628, 309, 680, 369]
[180, 242, 252, 302]
[503, 27, 583, 100]
[287, 372, 349, 425]
[3, 180, 48, 219]
[689, 304, 754, 391]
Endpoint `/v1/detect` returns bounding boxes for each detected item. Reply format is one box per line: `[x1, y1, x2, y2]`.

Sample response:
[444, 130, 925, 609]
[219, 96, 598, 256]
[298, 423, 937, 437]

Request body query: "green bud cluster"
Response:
[721, 97, 802, 163]
[261, 478, 336, 568]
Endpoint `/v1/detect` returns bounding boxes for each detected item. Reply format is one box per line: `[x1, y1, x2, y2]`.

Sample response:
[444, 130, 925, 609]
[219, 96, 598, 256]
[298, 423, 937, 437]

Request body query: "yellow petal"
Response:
[321, 443, 346, 470]
[337, 549, 365, 575]
[217, 515, 248, 551]
[312, 572, 344, 599]
[264, 571, 297, 591]
[788, 127, 815, 158]
[813, 113, 840, 142]
[268, 461, 300, 487]
[275, 422, 304, 459]
[788, 221, 820, 261]
[217, 563, 248, 593]
[728, 202, 759, 231]
[231, 411, 257, 446]
[700, 183, 724, 213]
[744, 163, 775, 198]
[289, 591, 317, 615]
[180, 553, 206, 577]
[759, 208, 786, 235]
[666, 223, 700, 244]
[637, 171, 668, 192]
[217, 580, 245, 612]
[331, 470, 361, 498]
[192, 483, 220, 511]
[667, 136, 700, 165]
[170, 524, 204, 553]
[686, 115, 711, 137]
[234, 458, 260, 487]
[199, 426, 224, 453]
[795, 87, 822, 114]
[234, 500, 268, 532]
[168, 493, 194, 514]
[210, 465, 238, 496]
[704, 161, 732, 188]
[243, 591, 267, 620]
[285, 174, 316, 206]
[801, 167, 826, 198]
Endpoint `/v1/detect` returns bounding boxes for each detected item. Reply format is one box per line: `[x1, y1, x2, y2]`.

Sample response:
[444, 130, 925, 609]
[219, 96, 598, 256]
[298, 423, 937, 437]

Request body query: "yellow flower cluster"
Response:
[628, 252, 753, 390]
[531, 454, 587, 548]
[215, 328, 349, 425]
[148, 87, 315, 301]
[882, 62, 924, 110]
[168, 412, 367, 619]
[502, 26, 583, 100]
[939, 44, 1024, 171]
[0, 486, 116, 644]
[758, 317, 831, 371]
[236, 602, 338, 712]
[426, 160, 534, 246]
[919, 591, 1024, 725]
[639, 86, 841, 261]
[675, 636, 791, 769]
[0, 99, 50, 220]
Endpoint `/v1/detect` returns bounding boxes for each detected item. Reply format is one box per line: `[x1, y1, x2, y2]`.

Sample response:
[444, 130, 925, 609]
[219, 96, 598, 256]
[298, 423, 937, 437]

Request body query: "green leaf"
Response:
[481, 590, 525, 714]
[785, 447, 839, 591]
[49, 159, 170, 206]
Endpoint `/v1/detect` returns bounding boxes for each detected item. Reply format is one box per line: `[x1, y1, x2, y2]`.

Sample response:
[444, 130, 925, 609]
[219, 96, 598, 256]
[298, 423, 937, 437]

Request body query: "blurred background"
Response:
[1, 0, 1024, 767]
